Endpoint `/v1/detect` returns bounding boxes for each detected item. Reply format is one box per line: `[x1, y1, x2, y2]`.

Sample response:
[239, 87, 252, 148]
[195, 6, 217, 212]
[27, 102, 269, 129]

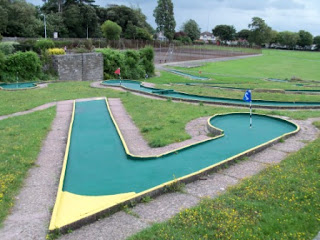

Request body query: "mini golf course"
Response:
[168, 69, 210, 80]
[174, 83, 320, 94]
[0, 82, 38, 90]
[50, 98, 299, 231]
[102, 80, 320, 108]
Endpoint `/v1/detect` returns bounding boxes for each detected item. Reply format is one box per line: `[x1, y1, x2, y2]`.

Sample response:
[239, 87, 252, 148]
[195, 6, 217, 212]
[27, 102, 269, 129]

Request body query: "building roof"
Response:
[201, 31, 213, 37]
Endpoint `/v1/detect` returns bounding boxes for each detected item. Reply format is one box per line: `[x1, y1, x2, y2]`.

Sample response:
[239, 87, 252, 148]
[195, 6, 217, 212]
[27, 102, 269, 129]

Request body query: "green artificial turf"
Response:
[129, 135, 320, 240]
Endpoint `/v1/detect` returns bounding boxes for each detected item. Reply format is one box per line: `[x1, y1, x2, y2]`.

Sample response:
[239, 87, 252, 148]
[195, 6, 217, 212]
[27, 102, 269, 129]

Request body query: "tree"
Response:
[63, 4, 82, 37]
[101, 20, 122, 41]
[182, 19, 201, 41]
[0, 6, 8, 35]
[135, 27, 152, 40]
[153, 0, 176, 41]
[80, 4, 98, 38]
[297, 30, 313, 47]
[97, 5, 152, 39]
[313, 36, 320, 50]
[3, 1, 43, 37]
[236, 29, 250, 40]
[269, 30, 278, 45]
[248, 17, 272, 46]
[41, 0, 66, 13]
[45, 12, 69, 38]
[278, 31, 299, 49]
[212, 25, 236, 42]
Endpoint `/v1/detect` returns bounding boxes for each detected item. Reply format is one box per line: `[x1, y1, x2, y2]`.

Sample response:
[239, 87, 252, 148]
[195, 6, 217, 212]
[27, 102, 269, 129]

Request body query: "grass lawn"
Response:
[0, 107, 56, 226]
[129, 125, 320, 240]
[150, 70, 320, 91]
[174, 49, 320, 82]
[182, 45, 262, 54]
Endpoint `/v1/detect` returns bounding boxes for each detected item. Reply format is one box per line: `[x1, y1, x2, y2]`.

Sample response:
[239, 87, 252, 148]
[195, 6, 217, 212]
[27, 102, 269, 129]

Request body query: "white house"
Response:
[199, 31, 215, 42]
[156, 32, 167, 41]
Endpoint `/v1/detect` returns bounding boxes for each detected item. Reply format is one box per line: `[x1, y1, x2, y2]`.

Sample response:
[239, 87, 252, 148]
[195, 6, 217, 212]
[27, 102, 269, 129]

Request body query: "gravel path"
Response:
[0, 97, 319, 240]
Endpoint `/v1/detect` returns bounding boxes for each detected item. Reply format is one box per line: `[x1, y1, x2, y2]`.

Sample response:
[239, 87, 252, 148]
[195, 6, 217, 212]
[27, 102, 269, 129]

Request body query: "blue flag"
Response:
[243, 90, 252, 102]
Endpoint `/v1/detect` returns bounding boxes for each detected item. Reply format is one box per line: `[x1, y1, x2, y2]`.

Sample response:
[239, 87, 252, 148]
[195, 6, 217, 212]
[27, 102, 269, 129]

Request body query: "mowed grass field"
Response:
[150, 50, 320, 101]
[176, 49, 320, 82]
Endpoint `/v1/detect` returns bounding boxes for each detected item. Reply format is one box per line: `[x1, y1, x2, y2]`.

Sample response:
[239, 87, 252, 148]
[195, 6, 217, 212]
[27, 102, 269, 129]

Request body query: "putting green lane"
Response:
[50, 99, 298, 230]
[103, 80, 320, 107]
[0, 82, 37, 90]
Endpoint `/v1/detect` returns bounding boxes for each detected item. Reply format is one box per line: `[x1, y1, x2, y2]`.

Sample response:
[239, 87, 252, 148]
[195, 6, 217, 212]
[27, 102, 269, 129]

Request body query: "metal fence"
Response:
[2, 37, 262, 63]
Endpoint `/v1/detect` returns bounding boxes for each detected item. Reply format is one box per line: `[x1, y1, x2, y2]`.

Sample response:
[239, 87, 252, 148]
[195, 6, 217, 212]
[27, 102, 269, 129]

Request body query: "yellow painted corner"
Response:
[49, 191, 136, 230]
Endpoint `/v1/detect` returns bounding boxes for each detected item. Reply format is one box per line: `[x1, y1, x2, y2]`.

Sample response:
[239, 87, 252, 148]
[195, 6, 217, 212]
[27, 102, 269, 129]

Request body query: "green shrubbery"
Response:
[96, 46, 154, 80]
[2, 51, 42, 82]
[34, 39, 55, 52]
[0, 52, 5, 81]
[0, 42, 19, 55]
[139, 46, 155, 76]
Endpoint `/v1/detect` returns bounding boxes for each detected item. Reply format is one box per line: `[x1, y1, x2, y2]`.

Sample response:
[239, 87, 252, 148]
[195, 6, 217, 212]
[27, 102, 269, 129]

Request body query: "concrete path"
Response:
[0, 97, 319, 240]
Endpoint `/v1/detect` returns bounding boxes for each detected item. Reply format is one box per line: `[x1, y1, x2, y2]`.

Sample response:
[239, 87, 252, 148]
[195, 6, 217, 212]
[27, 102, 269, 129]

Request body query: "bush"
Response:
[0, 42, 19, 55]
[47, 48, 65, 55]
[40, 50, 57, 77]
[124, 50, 145, 79]
[73, 47, 91, 53]
[3, 51, 42, 81]
[97, 46, 155, 80]
[34, 39, 55, 52]
[84, 39, 93, 50]
[53, 40, 73, 49]
[15, 39, 37, 52]
[193, 40, 205, 45]
[96, 48, 126, 79]
[0, 51, 5, 81]
[139, 46, 155, 76]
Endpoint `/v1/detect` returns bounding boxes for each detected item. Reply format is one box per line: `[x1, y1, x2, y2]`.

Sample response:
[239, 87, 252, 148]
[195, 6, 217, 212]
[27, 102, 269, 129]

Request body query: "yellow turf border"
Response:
[105, 98, 225, 159]
[49, 98, 300, 231]
[49, 100, 75, 230]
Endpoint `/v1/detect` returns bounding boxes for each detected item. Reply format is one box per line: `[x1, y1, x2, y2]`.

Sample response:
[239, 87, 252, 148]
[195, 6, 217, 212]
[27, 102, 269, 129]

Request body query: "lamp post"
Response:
[41, 13, 47, 39]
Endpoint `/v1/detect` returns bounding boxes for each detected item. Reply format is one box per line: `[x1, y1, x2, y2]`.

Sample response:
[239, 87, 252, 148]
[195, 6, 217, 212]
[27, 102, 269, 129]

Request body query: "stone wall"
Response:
[52, 53, 103, 81]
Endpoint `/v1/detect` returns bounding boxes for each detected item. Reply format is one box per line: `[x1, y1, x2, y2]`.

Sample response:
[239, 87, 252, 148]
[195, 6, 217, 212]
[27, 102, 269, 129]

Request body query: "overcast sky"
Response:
[27, 0, 320, 36]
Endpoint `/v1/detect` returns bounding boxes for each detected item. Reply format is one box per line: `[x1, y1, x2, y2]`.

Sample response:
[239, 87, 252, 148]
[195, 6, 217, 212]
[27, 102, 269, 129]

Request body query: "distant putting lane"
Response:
[50, 99, 298, 230]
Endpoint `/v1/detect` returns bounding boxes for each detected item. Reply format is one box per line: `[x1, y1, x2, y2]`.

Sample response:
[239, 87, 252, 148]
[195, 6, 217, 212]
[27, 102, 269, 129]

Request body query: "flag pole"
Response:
[250, 101, 252, 128]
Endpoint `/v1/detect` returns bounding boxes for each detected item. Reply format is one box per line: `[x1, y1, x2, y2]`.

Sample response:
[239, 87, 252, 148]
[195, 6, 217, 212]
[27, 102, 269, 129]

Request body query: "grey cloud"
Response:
[269, 0, 305, 10]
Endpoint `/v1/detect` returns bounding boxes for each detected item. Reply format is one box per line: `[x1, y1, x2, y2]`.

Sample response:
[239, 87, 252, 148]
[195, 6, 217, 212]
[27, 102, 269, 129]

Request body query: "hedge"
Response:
[96, 46, 154, 80]
[0, 42, 19, 55]
[2, 51, 42, 82]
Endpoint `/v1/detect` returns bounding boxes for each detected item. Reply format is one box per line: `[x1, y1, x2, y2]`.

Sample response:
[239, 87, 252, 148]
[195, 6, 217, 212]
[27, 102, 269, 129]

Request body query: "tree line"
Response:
[153, 0, 319, 49]
[0, 0, 154, 40]
[1, 0, 319, 50]
[212, 17, 319, 49]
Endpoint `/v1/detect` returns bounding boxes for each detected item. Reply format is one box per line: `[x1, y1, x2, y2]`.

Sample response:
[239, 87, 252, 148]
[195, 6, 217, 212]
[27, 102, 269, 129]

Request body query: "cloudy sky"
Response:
[27, 0, 320, 36]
